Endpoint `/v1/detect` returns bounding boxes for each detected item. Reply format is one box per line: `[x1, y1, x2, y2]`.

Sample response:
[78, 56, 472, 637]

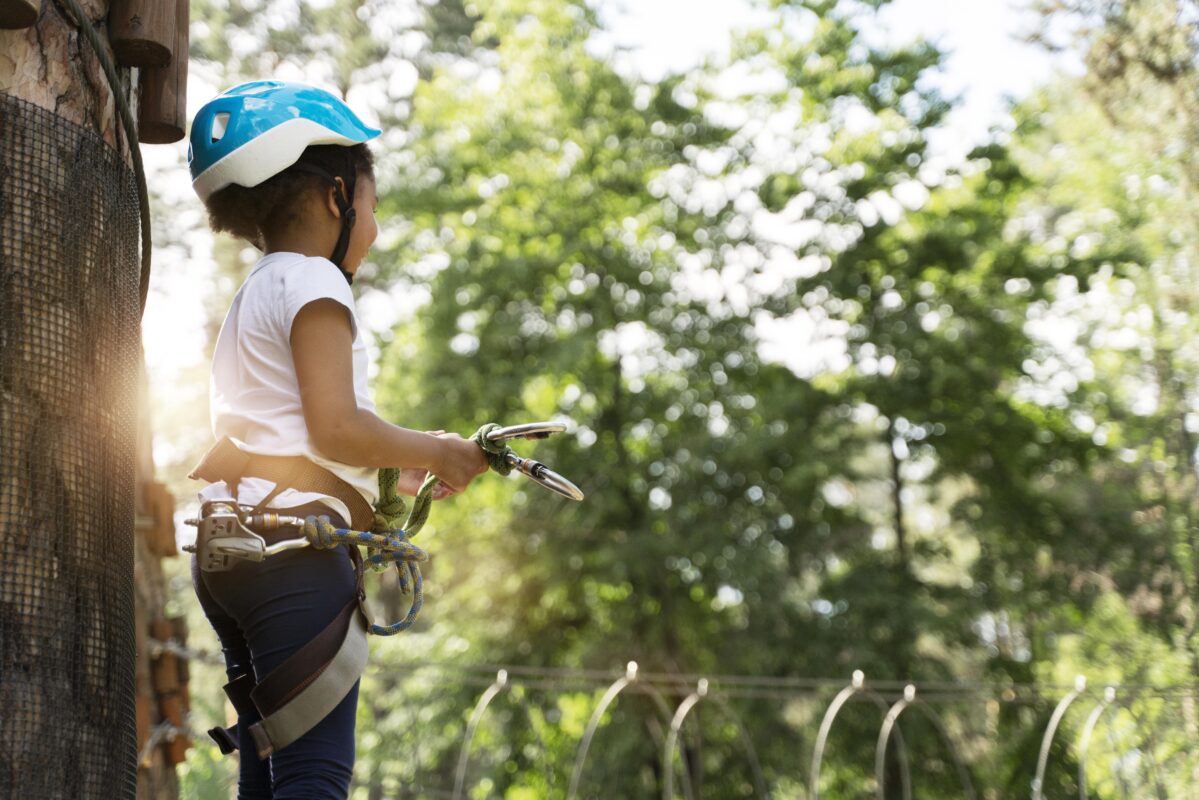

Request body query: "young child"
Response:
[186, 80, 488, 798]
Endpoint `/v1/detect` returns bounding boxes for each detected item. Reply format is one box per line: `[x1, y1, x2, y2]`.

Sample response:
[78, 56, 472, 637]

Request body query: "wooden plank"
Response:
[0, 0, 38, 29]
[136, 0, 187, 143]
[109, 0, 173, 67]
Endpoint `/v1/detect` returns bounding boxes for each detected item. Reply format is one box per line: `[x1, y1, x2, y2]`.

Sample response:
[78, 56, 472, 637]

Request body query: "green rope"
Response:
[401, 424, 513, 536]
[57, 0, 153, 315]
[325, 424, 517, 635]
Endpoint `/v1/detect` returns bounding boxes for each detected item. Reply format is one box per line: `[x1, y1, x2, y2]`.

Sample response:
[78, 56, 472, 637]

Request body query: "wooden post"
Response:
[0, 0, 39, 29]
[136, 0, 187, 144]
[109, 0, 174, 67]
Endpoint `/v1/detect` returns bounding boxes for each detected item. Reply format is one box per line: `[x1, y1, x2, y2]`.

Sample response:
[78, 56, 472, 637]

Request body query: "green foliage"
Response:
[369, 0, 1033, 794]
[162, 0, 1199, 796]
[189, 0, 387, 93]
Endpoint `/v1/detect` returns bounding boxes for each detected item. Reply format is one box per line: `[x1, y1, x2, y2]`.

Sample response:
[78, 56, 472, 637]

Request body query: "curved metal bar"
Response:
[810, 672, 911, 800]
[1033, 676, 1088, 800]
[662, 681, 706, 800]
[1079, 690, 1170, 800]
[504, 452, 585, 501]
[875, 687, 915, 800]
[486, 421, 568, 442]
[1104, 719, 1132, 800]
[810, 683, 859, 797]
[567, 662, 639, 800]
[1077, 688, 1116, 800]
[710, 692, 771, 799]
[906, 697, 978, 800]
[452, 670, 509, 800]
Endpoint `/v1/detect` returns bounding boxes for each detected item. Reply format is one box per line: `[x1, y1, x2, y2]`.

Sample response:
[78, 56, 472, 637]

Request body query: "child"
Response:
[186, 80, 489, 799]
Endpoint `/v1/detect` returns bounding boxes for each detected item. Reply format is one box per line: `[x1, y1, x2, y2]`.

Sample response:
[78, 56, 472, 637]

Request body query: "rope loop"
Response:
[350, 422, 517, 634]
[472, 422, 515, 476]
[302, 516, 340, 550]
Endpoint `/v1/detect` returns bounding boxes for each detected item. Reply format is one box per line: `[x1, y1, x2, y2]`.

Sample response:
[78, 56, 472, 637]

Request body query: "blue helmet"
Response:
[189, 80, 380, 202]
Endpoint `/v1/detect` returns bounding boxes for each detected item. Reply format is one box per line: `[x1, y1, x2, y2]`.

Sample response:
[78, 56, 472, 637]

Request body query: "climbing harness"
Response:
[186, 421, 582, 758]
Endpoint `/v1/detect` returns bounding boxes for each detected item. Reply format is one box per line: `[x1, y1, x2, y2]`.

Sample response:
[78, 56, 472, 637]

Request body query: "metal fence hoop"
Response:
[1077, 687, 1115, 800]
[896, 694, 978, 800]
[810, 672, 911, 800]
[661, 681, 770, 800]
[662, 682, 705, 800]
[709, 692, 771, 800]
[1102, 714, 1133, 800]
[873, 686, 964, 800]
[453, 670, 510, 800]
[567, 662, 673, 800]
[1033, 676, 1088, 800]
[1098, 695, 1165, 800]
[451, 670, 557, 799]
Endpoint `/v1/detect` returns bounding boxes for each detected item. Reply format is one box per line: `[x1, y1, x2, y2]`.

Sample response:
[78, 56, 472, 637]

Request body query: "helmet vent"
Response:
[210, 112, 230, 143]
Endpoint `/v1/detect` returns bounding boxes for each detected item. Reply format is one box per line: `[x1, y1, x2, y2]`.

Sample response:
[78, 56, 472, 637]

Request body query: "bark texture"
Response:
[0, 2, 156, 797]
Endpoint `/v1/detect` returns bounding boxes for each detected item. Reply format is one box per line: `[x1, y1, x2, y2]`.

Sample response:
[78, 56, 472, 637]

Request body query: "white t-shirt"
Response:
[198, 251, 378, 522]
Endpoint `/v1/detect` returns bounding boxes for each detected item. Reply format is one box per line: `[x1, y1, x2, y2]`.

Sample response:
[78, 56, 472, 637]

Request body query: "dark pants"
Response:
[192, 505, 360, 799]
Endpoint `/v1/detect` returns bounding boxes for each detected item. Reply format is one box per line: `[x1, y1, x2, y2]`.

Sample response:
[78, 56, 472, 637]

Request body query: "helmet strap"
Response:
[288, 160, 358, 284]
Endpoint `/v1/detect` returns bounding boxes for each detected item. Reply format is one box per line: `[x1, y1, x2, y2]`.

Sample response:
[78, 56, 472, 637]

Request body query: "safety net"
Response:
[0, 93, 139, 797]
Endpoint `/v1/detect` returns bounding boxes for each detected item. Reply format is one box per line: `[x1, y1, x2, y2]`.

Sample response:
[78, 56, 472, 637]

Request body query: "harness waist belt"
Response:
[189, 436, 375, 531]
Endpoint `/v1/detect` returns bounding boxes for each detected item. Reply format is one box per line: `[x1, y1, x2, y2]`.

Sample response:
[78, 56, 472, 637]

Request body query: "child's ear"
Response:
[323, 181, 343, 219]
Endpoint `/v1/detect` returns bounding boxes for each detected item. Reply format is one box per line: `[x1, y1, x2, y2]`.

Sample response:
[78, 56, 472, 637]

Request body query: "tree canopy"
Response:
[157, 0, 1199, 796]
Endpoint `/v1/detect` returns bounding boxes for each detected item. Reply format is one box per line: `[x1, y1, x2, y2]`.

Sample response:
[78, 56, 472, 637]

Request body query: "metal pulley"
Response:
[485, 421, 585, 502]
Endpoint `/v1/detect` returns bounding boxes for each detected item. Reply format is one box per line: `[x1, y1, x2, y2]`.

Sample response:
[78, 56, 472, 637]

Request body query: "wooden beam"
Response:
[109, 0, 174, 67]
[0, 0, 39, 30]
[136, 0, 187, 144]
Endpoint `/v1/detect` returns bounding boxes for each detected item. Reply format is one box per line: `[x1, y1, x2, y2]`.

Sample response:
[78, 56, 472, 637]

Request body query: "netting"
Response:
[0, 94, 140, 798]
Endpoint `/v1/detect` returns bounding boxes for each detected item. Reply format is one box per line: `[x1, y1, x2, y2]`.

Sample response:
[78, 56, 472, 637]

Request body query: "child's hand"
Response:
[395, 468, 458, 500]
[430, 431, 489, 494]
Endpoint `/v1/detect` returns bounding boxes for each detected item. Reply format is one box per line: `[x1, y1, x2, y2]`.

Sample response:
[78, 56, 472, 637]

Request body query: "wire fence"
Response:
[162, 636, 1196, 799]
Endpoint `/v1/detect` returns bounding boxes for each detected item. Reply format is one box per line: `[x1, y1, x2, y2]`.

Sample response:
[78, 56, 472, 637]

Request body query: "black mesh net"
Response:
[0, 94, 139, 798]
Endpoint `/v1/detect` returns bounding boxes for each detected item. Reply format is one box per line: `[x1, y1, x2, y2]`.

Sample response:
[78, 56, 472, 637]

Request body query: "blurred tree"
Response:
[999, 2, 1199, 789]
[368, 0, 1073, 795]
[160, 0, 1199, 796]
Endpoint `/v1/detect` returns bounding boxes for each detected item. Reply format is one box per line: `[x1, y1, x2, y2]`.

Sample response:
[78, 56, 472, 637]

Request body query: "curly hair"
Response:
[203, 143, 375, 243]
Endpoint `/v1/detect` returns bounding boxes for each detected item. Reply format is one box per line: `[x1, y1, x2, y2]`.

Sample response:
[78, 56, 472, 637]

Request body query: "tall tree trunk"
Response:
[0, 2, 148, 797]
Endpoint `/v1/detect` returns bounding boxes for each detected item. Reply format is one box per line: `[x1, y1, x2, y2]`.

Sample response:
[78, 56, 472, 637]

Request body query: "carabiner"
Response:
[485, 421, 585, 501]
[485, 421, 568, 442]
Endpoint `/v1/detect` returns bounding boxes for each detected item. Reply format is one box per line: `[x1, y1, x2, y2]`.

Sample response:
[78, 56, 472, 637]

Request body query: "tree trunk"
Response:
[0, 0, 125, 148]
[0, 2, 152, 797]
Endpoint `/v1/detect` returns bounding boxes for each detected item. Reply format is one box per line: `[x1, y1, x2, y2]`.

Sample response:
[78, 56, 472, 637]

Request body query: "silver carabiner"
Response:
[485, 421, 585, 501]
[486, 422, 568, 442]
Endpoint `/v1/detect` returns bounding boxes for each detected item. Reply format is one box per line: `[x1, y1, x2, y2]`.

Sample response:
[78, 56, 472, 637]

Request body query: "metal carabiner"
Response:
[485, 421, 585, 501]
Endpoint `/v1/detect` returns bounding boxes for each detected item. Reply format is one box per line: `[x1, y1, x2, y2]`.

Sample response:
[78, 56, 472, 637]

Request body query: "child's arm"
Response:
[290, 299, 488, 492]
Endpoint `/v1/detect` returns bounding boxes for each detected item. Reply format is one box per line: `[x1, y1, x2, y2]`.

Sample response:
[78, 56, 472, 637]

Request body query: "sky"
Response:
[141, 0, 1076, 394]
[599, 0, 1076, 152]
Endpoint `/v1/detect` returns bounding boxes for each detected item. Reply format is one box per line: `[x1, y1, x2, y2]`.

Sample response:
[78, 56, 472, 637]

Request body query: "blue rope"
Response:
[301, 515, 428, 635]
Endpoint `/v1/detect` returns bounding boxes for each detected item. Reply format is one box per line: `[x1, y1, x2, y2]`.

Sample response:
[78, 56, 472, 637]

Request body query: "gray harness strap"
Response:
[248, 602, 369, 758]
[208, 544, 371, 759]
